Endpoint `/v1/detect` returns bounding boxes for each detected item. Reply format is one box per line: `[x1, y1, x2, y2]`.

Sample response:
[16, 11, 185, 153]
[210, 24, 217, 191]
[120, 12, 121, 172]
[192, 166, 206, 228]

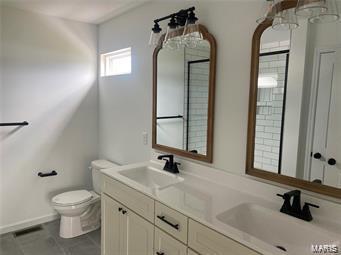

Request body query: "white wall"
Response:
[281, 20, 308, 177]
[98, 1, 262, 171]
[0, 5, 3, 226]
[0, 6, 98, 233]
[157, 49, 185, 150]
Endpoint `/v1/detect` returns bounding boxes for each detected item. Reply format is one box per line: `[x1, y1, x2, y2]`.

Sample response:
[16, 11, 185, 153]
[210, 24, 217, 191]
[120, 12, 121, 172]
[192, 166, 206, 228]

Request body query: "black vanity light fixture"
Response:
[149, 22, 162, 46]
[149, 6, 202, 49]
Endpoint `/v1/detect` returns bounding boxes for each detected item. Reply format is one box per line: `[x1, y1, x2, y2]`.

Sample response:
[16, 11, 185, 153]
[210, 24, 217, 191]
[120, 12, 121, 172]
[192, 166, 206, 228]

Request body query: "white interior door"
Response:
[310, 51, 335, 182]
[324, 47, 341, 188]
[310, 47, 341, 187]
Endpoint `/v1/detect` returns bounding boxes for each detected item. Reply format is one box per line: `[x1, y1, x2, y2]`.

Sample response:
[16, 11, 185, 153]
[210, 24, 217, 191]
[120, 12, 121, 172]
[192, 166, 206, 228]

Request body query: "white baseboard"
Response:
[0, 213, 59, 235]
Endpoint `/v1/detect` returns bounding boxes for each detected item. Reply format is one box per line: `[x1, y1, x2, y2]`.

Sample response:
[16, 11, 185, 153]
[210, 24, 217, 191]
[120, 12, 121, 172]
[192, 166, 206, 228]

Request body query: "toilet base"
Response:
[59, 201, 101, 239]
[59, 215, 100, 238]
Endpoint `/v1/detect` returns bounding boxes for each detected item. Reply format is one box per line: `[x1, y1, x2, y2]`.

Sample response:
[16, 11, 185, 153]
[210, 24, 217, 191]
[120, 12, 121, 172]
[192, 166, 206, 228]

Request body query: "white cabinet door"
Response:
[188, 220, 260, 255]
[101, 194, 123, 255]
[154, 227, 187, 255]
[102, 193, 154, 255]
[124, 208, 154, 255]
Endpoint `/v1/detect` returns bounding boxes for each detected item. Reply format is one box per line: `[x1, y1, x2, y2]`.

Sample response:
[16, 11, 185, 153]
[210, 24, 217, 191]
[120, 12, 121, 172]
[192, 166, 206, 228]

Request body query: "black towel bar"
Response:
[0, 121, 29, 127]
[38, 171, 57, 177]
[157, 115, 183, 120]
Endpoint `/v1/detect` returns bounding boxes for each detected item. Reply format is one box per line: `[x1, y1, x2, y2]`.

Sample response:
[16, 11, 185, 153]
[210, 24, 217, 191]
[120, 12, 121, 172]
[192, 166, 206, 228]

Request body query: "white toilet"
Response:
[52, 160, 117, 238]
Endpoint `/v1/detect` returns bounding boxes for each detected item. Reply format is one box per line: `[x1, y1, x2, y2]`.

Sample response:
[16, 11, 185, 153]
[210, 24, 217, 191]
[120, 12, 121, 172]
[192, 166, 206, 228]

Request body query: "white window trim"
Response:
[100, 47, 131, 77]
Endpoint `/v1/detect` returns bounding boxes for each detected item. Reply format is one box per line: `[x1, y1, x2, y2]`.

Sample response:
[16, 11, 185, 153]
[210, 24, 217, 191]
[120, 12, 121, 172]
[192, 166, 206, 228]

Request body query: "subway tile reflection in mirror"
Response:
[253, 20, 341, 189]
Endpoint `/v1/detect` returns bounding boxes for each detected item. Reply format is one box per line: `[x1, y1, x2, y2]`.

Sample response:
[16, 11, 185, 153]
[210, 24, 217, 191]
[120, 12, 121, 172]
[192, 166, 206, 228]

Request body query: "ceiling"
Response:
[1, 0, 150, 24]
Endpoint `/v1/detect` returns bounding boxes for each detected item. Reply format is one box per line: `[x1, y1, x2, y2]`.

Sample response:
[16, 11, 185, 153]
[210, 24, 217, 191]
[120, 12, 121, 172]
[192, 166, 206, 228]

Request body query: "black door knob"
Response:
[313, 152, 322, 159]
[327, 158, 336, 166]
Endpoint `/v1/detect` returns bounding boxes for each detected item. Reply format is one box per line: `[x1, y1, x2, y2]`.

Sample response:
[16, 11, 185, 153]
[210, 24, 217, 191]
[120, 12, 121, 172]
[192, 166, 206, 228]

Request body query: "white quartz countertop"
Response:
[101, 161, 341, 255]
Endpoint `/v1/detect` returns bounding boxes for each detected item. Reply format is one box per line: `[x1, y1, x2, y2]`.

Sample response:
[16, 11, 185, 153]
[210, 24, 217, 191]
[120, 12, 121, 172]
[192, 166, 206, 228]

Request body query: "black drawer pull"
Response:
[38, 170, 57, 177]
[157, 215, 179, 230]
[122, 210, 127, 215]
[118, 207, 123, 212]
[156, 252, 164, 255]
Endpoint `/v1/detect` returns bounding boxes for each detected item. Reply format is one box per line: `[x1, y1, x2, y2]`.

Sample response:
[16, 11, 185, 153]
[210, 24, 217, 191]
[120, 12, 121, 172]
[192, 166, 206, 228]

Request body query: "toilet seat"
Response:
[52, 190, 93, 206]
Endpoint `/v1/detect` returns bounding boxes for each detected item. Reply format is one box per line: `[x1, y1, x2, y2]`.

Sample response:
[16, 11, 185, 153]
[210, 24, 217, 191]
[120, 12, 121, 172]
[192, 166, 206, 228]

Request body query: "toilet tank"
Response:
[91, 160, 117, 194]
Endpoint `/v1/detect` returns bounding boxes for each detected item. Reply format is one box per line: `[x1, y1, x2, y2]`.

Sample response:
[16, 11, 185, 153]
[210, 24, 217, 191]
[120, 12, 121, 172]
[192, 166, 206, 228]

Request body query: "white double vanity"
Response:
[100, 161, 341, 255]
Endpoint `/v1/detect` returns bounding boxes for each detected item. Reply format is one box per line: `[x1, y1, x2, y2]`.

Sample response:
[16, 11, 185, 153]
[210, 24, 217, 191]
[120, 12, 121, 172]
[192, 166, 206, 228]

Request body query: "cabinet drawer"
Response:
[188, 219, 260, 255]
[154, 227, 187, 255]
[102, 174, 154, 222]
[155, 201, 188, 244]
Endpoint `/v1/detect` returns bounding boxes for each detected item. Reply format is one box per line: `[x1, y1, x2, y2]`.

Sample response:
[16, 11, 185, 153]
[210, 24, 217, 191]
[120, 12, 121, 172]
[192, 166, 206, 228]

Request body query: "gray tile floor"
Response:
[0, 220, 101, 255]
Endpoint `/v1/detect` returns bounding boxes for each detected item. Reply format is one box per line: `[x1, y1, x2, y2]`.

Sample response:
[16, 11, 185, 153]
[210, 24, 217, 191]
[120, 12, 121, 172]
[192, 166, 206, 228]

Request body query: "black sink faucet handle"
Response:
[304, 202, 319, 208]
[283, 189, 301, 198]
[157, 154, 174, 164]
[277, 190, 301, 213]
[288, 190, 301, 213]
[302, 202, 319, 221]
[157, 154, 179, 174]
[277, 193, 291, 213]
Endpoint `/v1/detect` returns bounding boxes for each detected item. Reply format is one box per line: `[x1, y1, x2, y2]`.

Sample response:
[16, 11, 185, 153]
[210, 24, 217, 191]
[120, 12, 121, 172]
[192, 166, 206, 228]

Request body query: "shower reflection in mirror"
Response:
[253, 21, 341, 189]
[157, 43, 210, 156]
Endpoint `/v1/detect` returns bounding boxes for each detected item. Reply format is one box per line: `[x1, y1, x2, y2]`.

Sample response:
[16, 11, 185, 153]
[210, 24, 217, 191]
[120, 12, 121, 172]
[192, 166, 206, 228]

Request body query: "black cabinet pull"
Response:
[118, 207, 123, 212]
[157, 215, 179, 230]
[122, 210, 127, 215]
[328, 158, 336, 166]
[38, 171, 57, 177]
[156, 252, 164, 255]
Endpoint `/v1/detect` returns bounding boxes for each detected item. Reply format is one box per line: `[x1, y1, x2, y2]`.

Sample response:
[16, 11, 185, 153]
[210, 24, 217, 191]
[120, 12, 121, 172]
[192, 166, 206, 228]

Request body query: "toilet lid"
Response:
[52, 190, 93, 206]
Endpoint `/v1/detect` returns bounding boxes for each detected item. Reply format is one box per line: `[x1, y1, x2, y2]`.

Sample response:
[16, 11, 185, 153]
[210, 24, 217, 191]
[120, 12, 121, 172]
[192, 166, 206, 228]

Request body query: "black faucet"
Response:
[277, 190, 319, 221]
[157, 154, 180, 174]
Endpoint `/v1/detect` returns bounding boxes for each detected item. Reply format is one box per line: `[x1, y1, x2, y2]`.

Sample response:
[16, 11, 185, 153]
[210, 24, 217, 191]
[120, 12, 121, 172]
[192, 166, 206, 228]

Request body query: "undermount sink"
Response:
[216, 203, 341, 255]
[118, 166, 183, 190]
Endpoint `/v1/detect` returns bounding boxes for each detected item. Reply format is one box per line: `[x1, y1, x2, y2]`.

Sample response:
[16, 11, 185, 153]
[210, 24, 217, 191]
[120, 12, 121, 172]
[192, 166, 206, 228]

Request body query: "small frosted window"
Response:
[101, 47, 131, 76]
